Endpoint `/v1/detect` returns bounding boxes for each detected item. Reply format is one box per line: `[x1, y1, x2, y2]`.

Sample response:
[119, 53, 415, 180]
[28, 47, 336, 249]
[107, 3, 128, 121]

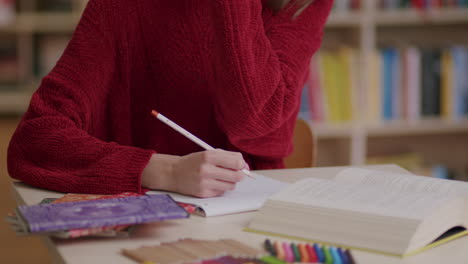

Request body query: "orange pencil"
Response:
[274, 241, 285, 260]
[298, 244, 309, 262]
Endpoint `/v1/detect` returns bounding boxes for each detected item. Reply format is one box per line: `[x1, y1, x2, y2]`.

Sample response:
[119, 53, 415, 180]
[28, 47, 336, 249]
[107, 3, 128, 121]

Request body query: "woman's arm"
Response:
[8, 0, 252, 196]
[211, 0, 333, 159]
[7, 0, 155, 194]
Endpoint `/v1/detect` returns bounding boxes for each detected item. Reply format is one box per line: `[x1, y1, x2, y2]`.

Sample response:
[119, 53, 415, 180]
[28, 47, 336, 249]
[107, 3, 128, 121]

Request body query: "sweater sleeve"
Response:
[7, 0, 154, 194]
[211, 0, 333, 158]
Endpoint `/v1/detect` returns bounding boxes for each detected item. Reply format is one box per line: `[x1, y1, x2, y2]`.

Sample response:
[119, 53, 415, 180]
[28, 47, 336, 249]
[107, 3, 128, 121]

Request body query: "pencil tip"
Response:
[151, 110, 159, 117]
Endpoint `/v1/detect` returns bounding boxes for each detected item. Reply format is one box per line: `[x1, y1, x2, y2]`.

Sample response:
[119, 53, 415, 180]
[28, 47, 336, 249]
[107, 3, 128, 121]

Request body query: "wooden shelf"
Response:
[375, 8, 468, 26]
[0, 13, 80, 33]
[0, 90, 32, 113]
[366, 118, 468, 137]
[311, 118, 468, 139]
[310, 122, 354, 138]
[326, 11, 362, 27]
[0, 76, 19, 83]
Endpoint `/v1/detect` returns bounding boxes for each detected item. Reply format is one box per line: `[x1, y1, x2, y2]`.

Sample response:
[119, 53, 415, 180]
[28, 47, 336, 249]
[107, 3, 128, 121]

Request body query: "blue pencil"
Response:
[338, 247, 349, 264]
[313, 244, 325, 263]
[330, 247, 342, 264]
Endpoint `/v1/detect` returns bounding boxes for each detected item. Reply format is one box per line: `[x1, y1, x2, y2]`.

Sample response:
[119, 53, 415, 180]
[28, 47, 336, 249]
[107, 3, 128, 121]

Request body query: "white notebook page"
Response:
[148, 173, 288, 217]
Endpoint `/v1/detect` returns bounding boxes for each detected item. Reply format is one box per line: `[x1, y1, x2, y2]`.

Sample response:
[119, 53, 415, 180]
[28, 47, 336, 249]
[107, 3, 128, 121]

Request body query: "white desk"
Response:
[11, 165, 468, 264]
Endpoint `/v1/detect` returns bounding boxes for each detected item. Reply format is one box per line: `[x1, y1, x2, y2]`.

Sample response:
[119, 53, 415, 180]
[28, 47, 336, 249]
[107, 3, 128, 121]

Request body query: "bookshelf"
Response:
[312, 0, 468, 180]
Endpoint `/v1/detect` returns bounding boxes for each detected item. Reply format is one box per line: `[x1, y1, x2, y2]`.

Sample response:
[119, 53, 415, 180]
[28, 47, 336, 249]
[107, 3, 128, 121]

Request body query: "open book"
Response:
[148, 173, 288, 217]
[245, 168, 468, 256]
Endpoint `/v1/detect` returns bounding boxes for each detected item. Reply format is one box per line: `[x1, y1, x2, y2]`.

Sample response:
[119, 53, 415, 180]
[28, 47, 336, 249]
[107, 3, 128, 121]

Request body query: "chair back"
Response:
[284, 118, 316, 168]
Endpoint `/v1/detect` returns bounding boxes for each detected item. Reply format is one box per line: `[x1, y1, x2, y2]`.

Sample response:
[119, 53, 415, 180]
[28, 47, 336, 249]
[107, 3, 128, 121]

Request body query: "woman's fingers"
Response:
[172, 150, 249, 198]
[203, 149, 246, 171]
[200, 163, 244, 183]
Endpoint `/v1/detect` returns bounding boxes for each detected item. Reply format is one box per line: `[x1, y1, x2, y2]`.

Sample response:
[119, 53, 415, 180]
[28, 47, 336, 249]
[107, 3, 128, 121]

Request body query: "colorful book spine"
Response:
[305, 45, 467, 124]
[452, 46, 468, 118]
[381, 48, 395, 120]
[405, 47, 422, 121]
[441, 49, 454, 118]
[372, 46, 467, 122]
[338, 47, 355, 122]
[392, 49, 402, 120]
[379, 0, 468, 8]
[307, 55, 325, 122]
[367, 49, 382, 122]
[421, 49, 441, 117]
[305, 48, 357, 123]
[298, 84, 312, 121]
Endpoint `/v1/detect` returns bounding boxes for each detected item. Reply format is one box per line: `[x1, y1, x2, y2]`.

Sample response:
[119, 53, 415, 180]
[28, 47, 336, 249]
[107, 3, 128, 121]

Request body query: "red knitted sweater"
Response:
[7, 0, 332, 194]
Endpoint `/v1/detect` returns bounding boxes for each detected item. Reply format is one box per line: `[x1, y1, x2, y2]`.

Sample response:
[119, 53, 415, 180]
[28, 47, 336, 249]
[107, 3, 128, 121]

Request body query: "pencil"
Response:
[151, 110, 255, 178]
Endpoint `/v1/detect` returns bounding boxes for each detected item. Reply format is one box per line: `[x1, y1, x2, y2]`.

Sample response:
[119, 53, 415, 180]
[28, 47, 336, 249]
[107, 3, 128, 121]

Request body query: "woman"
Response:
[7, 0, 333, 197]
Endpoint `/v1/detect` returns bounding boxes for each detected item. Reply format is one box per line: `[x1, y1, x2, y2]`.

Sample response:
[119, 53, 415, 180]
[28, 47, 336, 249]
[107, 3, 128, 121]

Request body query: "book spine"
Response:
[421, 50, 441, 117]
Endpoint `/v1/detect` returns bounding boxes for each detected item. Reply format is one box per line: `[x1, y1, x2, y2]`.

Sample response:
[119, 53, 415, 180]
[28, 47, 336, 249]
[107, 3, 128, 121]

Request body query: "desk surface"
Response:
[11, 165, 468, 264]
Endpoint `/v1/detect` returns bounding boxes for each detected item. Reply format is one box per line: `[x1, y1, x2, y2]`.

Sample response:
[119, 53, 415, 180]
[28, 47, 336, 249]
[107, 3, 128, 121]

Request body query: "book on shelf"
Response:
[306, 44, 468, 124]
[405, 46, 422, 121]
[379, 0, 468, 9]
[245, 167, 468, 256]
[307, 55, 326, 122]
[305, 47, 358, 123]
[298, 83, 313, 121]
[421, 49, 442, 117]
[0, 0, 15, 26]
[368, 46, 468, 122]
[452, 46, 468, 117]
[367, 49, 383, 122]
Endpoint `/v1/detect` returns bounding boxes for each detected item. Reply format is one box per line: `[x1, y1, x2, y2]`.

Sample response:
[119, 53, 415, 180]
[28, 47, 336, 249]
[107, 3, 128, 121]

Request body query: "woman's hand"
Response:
[141, 150, 247, 198]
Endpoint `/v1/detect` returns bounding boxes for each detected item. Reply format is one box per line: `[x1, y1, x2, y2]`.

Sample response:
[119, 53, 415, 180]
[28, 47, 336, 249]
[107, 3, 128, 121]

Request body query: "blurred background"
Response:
[0, 0, 467, 262]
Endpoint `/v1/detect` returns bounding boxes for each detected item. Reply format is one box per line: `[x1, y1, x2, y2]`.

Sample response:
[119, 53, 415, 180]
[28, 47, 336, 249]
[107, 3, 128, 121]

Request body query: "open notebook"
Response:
[147, 173, 288, 217]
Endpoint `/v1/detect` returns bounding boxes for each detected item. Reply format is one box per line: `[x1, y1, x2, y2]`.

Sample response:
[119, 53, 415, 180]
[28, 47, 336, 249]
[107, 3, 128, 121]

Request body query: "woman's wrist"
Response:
[141, 153, 179, 192]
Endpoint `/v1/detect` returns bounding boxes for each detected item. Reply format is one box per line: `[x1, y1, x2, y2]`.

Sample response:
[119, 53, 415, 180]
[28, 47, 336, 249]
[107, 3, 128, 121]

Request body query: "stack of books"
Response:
[366, 46, 468, 122]
[300, 46, 468, 123]
[301, 47, 358, 123]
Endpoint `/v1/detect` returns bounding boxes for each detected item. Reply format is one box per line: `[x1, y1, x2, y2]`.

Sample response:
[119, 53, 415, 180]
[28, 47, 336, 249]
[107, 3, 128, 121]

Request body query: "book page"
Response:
[271, 177, 456, 220]
[335, 168, 468, 197]
[148, 174, 288, 217]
